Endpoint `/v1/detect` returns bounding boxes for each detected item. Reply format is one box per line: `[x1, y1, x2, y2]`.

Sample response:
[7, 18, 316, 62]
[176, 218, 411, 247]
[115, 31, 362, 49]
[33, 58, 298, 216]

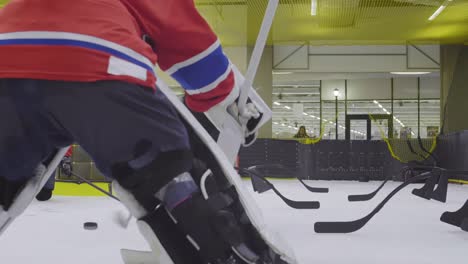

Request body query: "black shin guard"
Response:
[170, 192, 233, 262]
[140, 207, 203, 264]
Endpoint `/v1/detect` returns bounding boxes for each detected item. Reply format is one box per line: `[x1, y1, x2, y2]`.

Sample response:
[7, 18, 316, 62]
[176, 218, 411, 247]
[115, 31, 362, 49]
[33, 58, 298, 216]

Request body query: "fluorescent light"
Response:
[273, 101, 281, 106]
[317, 117, 321, 120]
[378, 104, 383, 108]
[373, 100, 378, 104]
[391, 72, 431, 75]
[273, 71, 293, 75]
[273, 122, 279, 125]
[428, 5, 447, 21]
[288, 126, 292, 128]
[311, 0, 317, 16]
[303, 112, 308, 116]
[323, 119, 328, 122]
[284, 106, 291, 109]
[310, 115, 316, 118]
[281, 123, 286, 127]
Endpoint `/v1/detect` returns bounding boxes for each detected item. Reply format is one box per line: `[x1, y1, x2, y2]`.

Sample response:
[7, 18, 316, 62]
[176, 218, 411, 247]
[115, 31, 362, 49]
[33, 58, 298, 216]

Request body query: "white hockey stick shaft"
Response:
[237, 0, 279, 113]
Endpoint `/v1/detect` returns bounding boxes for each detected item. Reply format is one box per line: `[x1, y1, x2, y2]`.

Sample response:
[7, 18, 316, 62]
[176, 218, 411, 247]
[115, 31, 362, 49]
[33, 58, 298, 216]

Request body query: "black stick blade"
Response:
[348, 179, 388, 202]
[440, 199, 468, 228]
[314, 219, 366, 234]
[316, 173, 431, 234]
[298, 178, 329, 193]
[271, 187, 320, 209]
[461, 218, 468, 232]
[241, 168, 321, 210]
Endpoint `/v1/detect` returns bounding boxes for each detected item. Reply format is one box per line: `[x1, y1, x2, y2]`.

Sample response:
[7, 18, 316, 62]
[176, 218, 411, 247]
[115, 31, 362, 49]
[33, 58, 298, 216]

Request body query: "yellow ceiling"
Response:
[1, 0, 467, 46]
[196, 0, 468, 46]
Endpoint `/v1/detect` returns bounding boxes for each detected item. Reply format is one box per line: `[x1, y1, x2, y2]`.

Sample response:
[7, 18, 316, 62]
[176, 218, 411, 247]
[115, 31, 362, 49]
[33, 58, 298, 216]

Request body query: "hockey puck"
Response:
[83, 222, 98, 230]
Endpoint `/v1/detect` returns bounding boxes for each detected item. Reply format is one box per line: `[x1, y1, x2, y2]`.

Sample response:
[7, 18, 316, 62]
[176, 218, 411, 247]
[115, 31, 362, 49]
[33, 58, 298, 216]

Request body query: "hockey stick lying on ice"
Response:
[239, 167, 320, 209]
[243, 163, 329, 193]
[314, 171, 432, 233]
[296, 178, 329, 193]
[69, 172, 133, 228]
[347, 164, 435, 202]
[70, 172, 120, 202]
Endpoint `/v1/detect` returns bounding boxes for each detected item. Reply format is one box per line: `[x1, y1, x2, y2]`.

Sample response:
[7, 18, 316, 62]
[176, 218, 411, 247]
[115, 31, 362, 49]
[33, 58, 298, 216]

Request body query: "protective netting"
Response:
[369, 113, 438, 164]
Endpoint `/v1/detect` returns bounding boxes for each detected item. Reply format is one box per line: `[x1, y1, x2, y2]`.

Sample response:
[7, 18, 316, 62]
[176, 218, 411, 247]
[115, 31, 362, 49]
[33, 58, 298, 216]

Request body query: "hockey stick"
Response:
[239, 168, 320, 209]
[297, 178, 329, 193]
[70, 172, 120, 202]
[347, 178, 389, 202]
[237, 0, 279, 113]
[69, 172, 134, 228]
[314, 172, 432, 233]
[243, 164, 329, 193]
[440, 199, 468, 229]
[347, 166, 414, 202]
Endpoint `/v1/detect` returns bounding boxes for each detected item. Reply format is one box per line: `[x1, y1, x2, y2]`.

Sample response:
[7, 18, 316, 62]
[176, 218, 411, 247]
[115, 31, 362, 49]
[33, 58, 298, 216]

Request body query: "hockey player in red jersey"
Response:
[0, 0, 289, 263]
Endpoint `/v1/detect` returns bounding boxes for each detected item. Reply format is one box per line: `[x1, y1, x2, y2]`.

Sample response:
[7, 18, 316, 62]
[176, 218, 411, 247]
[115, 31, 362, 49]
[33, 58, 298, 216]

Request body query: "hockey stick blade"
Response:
[315, 172, 431, 233]
[461, 218, 468, 232]
[348, 179, 388, 202]
[241, 169, 320, 209]
[297, 178, 329, 193]
[243, 164, 329, 194]
[440, 199, 468, 228]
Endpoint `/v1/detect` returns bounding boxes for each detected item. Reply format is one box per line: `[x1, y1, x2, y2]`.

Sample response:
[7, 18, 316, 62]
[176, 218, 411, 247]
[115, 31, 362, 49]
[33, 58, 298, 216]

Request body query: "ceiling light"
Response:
[284, 106, 291, 109]
[373, 100, 378, 104]
[391, 72, 431, 75]
[311, 0, 317, 16]
[310, 115, 316, 118]
[281, 123, 286, 127]
[288, 125, 292, 128]
[378, 104, 383, 108]
[273, 122, 279, 125]
[323, 119, 328, 122]
[428, 3, 448, 21]
[303, 112, 308, 116]
[273, 101, 281, 106]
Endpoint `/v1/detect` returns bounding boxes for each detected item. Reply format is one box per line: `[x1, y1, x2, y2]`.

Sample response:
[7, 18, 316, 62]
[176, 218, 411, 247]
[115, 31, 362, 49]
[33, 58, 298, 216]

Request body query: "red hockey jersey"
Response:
[0, 0, 234, 112]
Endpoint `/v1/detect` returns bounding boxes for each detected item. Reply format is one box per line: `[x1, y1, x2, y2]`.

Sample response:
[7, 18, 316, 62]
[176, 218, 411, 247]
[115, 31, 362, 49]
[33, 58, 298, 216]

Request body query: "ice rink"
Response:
[0, 180, 467, 264]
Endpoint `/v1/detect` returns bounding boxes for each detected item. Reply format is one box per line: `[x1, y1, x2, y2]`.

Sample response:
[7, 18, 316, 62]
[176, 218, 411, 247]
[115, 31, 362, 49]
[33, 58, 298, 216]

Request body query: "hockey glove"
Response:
[186, 64, 272, 163]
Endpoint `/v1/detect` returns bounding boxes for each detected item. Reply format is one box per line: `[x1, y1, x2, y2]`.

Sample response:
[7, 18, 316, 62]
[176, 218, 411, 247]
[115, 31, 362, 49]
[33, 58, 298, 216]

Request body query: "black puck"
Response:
[83, 222, 98, 230]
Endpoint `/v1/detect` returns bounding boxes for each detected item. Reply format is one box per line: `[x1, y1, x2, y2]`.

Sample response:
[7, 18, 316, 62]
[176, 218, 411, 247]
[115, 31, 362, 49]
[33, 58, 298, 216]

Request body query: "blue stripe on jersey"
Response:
[171, 45, 229, 91]
[0, 38, 154, 74]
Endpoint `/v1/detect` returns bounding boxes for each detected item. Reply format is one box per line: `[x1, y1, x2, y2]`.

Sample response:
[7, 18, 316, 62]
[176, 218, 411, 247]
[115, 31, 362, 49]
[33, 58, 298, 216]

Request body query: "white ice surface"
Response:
[0, 180, 467, 264]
